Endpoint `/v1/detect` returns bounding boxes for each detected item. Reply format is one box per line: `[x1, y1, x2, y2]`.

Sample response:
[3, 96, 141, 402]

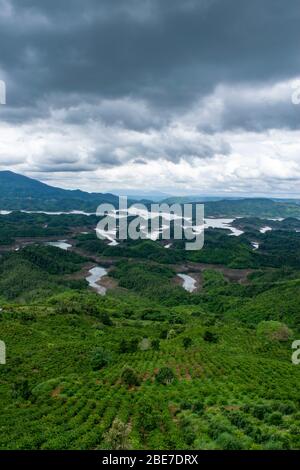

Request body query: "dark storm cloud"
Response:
[1, 0, 300, 194]
[1, 0, 299, 118]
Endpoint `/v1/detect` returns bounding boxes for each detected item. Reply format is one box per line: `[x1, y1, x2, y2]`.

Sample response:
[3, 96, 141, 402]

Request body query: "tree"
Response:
[121, 367, 140, 387]
[257, 321, 292, 342]
[159, 329, 168, 339]
[155, 367, 175, 385]
[99, 311, 113, 326]
[152, 339, 160, 351]
[182, 337, 192, 349]
[103, 418, 131, 450]
[136, 399, 161, 436]
[203, 330, 218, 343]
[90, 347, 111, 370]
[118, 338, 139, 353]
[12, 378, 31, 400]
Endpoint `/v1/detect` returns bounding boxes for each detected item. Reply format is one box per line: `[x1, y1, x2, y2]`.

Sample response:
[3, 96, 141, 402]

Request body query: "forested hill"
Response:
[1, 170, 300, 218]
[204, 198, 300, 218]
[163, 197, 300, 218]
[0, 171, 119, 211]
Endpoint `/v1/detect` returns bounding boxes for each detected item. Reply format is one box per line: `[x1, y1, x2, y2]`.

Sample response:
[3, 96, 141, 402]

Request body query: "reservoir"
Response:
[86, 266, 108, 295]
[178, 273, 197, 293]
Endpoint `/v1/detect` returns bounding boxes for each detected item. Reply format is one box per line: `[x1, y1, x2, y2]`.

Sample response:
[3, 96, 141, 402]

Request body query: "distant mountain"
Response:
[0, 171, 120, 211]
[162, 196, 241, 204]
[204, 198, 300, 218]
[1, 170, 300, 218]
[113, 189, 172, 201]
[163, 195, 300, 218]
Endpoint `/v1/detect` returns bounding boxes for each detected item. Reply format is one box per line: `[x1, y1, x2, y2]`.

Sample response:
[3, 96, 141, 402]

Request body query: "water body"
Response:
[204, 218, 244, 236]
[0, 209, 243, 237]
[95, 228, 119, 246]
[260, 226, 272, 234]
[0, 209, 251, 239]
[0, 210, 95, 216]
[45, 240, 72, 250]
[86, 266, 108, 295]
[178, 273, 197, 293]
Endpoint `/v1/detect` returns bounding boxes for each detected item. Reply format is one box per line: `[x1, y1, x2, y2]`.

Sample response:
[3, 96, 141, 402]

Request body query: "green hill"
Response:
[0, 171, 119, 211]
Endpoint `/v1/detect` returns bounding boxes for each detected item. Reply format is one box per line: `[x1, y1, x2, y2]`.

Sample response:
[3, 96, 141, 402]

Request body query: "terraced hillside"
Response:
[1, 216, 300, 450]
[1, 287, 300, 449]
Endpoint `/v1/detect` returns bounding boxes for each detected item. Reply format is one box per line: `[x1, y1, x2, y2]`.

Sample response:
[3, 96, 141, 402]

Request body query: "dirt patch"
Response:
[64, 262, 95, 281]
[51, 386, 62, 398]
[174, 261, 254, 285]
[97, 271, 118, 291]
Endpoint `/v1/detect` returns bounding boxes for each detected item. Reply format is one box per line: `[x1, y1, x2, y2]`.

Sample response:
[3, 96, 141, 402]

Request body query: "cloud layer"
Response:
[0, 0, 300, 195]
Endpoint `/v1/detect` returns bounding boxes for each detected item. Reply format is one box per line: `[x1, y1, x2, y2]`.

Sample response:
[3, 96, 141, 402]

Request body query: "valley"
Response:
[1, 202, 300, 450]
[1, 173, 300, 450]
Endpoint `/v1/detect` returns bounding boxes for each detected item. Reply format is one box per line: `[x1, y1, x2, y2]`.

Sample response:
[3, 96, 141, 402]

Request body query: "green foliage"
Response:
[257, 321, 292, 342]
[2, 209, 300, 451]
[203, 330, 219, 343]
[155, 367, 176, 385]
[268, 412, 283, 425]
[151, 339, 160, 350]
[216, 432, 245, 450]
[119, 338, 139, 353]
[182, 337, 192, 349]
[0, 170, 119, 211]
[120, 367, 140, 387]
[102, 418, 132, 450]
[12, 378, 32, 401]
[90, 348, 111, 370]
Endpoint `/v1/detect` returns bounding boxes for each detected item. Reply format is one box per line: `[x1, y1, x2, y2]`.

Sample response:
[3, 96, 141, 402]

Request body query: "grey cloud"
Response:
[0, 0, 300, 193]
[1, 0, 300, 113]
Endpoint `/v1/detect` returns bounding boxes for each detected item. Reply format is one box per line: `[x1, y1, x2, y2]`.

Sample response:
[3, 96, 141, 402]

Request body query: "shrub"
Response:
[169, 313, 185, 324]
[136, 399, 161, 435]
[182, 337, 192, 349]
[193, 401, 204, 414]
[159, 329, 168, 339]
[251, 404, 272, 420]
[121, 367, 140, 387]
[119, 338, 139, 353]
[277, 402, 297, 415]
[203, 330, 218, 343]
[12, 378, 32, 400]
[99, 311, 113, 326]
[103, 418, 131, 450]
[151, 339, 160, 350]
[139, 338, 151, 351]
[268, 412, 283, 425]
[90, 347, 111, 370]
[216, 432, 244, 450]
[257, 321, 292, 342]
[155, 367, 175, 385]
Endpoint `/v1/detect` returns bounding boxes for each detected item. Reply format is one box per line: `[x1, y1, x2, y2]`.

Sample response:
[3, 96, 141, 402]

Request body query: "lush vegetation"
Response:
[1, 204, 300, 450]
[0, 246, 86, 301]
[0, 170, 119, 211]
[2, 170, 300, 217]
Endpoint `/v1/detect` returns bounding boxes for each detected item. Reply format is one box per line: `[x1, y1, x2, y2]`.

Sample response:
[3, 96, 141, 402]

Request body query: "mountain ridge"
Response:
[1, 170, 300, 217]
[0, 170, 119, 211]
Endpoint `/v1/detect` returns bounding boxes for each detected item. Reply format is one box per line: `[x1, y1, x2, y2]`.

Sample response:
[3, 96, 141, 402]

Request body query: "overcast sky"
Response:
[0, 0, 300, 195]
